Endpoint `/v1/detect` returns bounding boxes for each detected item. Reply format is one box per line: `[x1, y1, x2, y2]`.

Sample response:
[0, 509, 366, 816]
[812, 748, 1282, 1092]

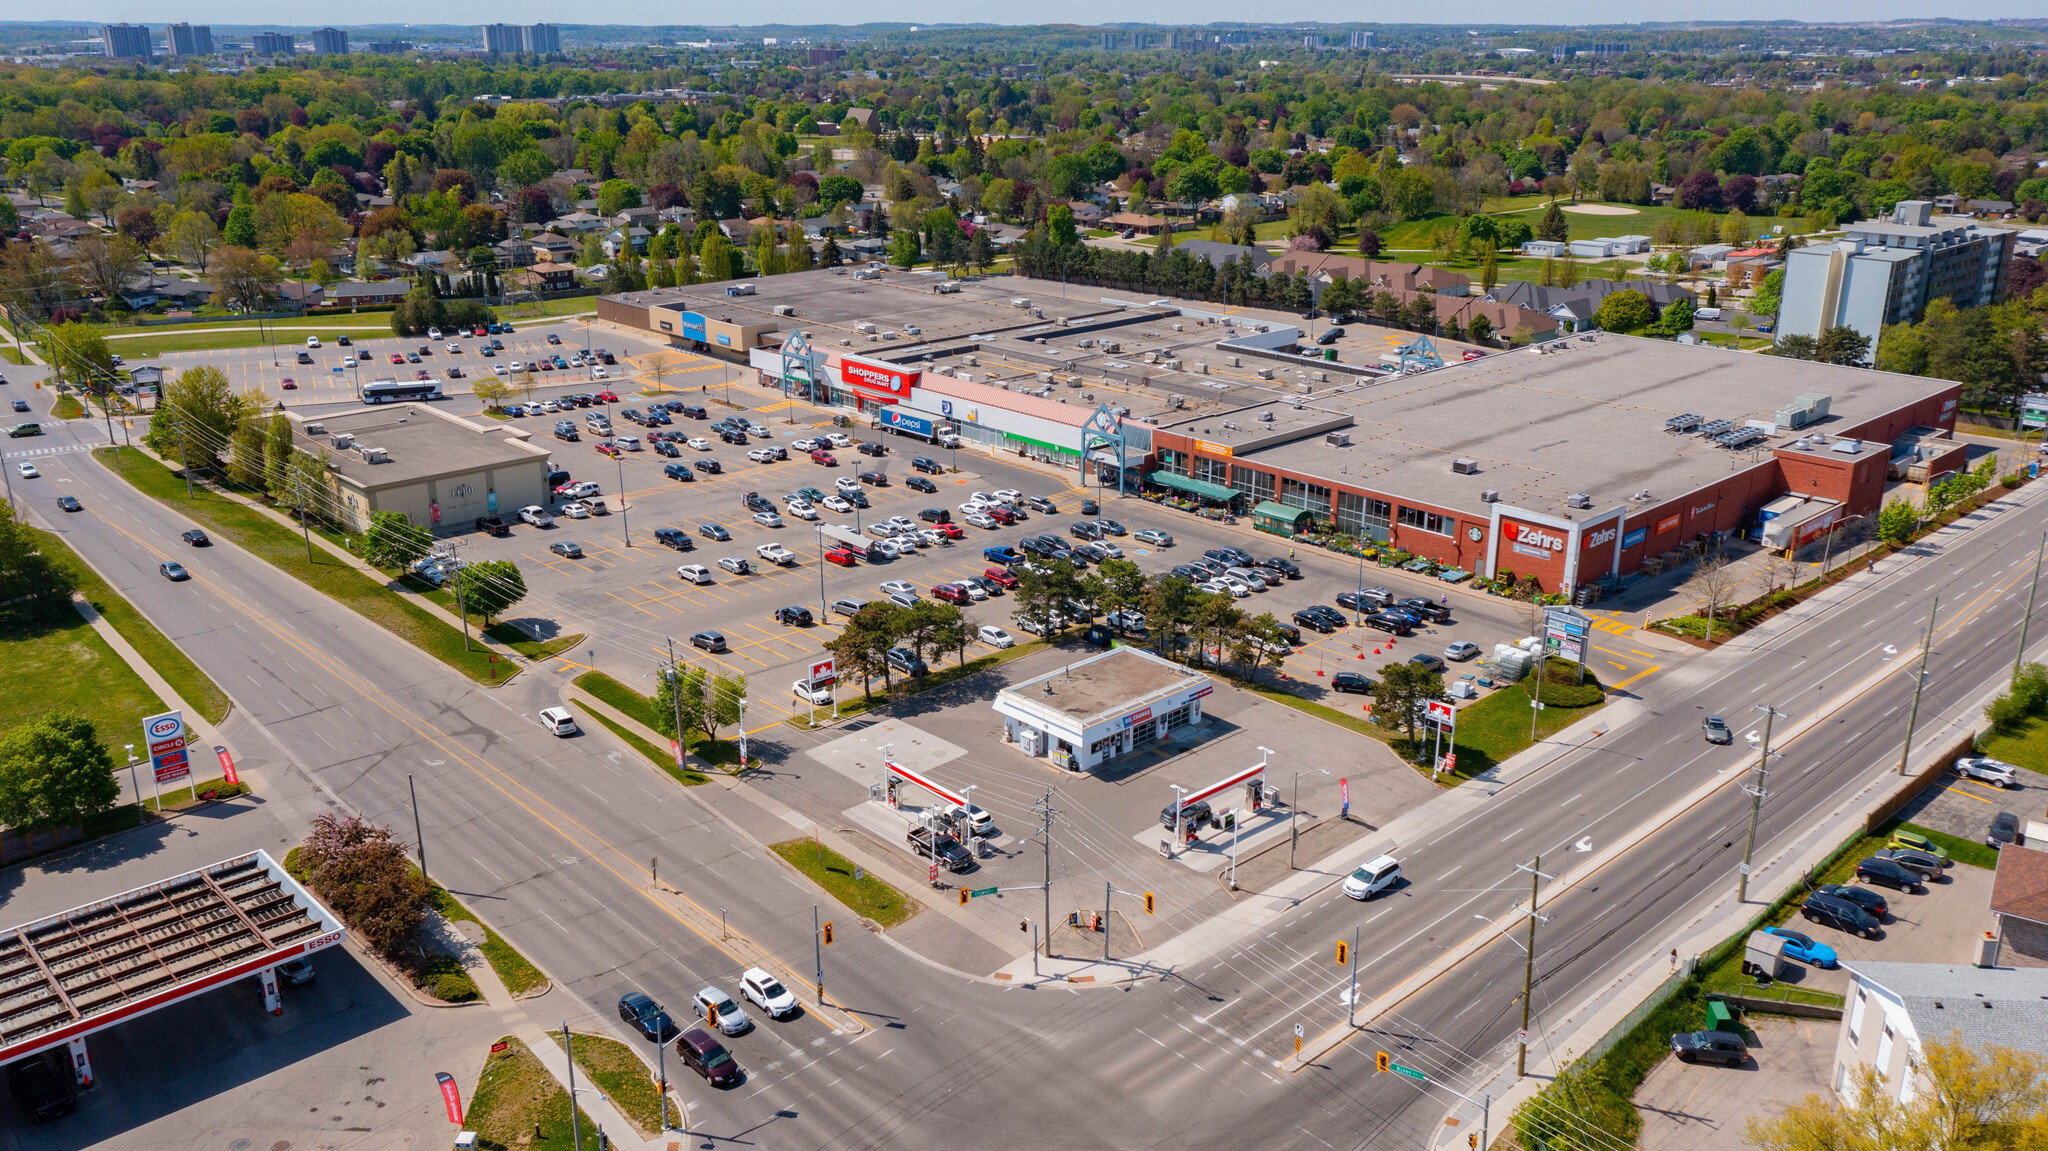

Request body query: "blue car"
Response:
[1763, 926, 1838, 969]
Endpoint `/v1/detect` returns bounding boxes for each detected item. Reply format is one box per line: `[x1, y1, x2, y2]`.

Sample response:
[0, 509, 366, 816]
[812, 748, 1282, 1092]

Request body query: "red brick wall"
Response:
[1776, 448, 1889, 516]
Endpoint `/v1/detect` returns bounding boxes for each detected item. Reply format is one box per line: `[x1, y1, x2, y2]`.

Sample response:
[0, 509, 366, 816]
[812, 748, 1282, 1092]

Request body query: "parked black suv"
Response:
[912, 456, 944, 474]
[1855, 856, 1924, 892]
[1260, 557, 1301, 579]
[906, 475, 938, 493]
[1205, 547, 1254, 568]
[773, 605, 814, 626]
[1069, 520, 1104, 540]
[680, 404, 709, 419]
[1670, 1030, 1746, 1067]
[1330, 672, 1374, 694]
[1160, 798, 1213, 830]
[918, 508, 952, 524]
[474, 515, 509, 536]
[654, 527, 694, 551]
[1801, 891, 1881, 937]
[6, 1052, 78, 1121]
[1363, 611, 1412, 635]
[742, 492, 774, 513]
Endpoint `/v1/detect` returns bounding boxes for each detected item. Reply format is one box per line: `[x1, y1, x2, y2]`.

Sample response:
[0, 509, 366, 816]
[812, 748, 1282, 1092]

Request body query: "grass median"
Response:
[427, 885, 550, 996]
[466, 1037, 596, 1151]
[96, 447, 508, 685]
[35, 524, 232, 723]
[0, 607, 165, 751]
[572, 670, 664, 727]
[552, 1031, 669, 1136]
[771, 839, 913, 928]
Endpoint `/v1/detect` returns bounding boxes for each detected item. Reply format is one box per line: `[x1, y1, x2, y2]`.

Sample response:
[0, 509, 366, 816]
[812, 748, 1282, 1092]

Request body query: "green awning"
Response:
[1147, 470, 1240, 501]
[1252, 501, 1311, 525]
[1005, 432, 1078, 457]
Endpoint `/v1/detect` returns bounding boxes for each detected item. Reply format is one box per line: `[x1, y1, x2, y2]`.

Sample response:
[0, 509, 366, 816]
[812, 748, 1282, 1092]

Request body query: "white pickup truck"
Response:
[755, 543, 797, 566]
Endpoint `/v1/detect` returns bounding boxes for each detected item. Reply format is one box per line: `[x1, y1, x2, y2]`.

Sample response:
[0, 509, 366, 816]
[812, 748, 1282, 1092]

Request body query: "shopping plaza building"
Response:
[599, 269, 1966, 594]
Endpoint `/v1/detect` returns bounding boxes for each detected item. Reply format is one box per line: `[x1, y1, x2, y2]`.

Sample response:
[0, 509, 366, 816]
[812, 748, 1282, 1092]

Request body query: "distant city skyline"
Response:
[55, 2, 2048, 29]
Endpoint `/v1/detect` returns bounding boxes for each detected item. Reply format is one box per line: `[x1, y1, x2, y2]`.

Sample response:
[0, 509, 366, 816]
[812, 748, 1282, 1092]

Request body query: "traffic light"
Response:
[959, 888, 970, 906]
[1376, 1050, 1390, 1074]
[1144, 892, 1155, 915]
[1469, 1135, 1479, 1150]
[822, 921, 835, 945]
[1335, 940, 1349, 966]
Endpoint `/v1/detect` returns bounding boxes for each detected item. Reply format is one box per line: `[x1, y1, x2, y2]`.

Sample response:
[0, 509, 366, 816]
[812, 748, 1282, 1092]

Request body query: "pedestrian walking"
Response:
[1289, 547, 1296, 559]
[1668, 949, 1678, 974]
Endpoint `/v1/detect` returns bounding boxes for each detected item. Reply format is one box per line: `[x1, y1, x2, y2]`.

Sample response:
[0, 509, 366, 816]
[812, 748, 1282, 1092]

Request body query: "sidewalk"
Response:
[72, 598, 230, 805]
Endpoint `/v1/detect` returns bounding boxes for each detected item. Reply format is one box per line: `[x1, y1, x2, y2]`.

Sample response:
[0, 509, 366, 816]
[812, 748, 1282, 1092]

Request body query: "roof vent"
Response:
[1451, 458, 1480, 475]
[1481, 490, 1501, 503]
[1258, 411, 1275, 422]
[1566, 493, 1593, 510]
[1634, 489, 1652, 502]
[1832, 437, 1862, 454]
[331, 433, 356, 450]
[1325, 431, 1351, 447]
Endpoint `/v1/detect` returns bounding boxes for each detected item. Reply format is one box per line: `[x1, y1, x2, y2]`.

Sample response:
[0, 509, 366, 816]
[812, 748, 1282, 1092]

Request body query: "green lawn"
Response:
[0, 346, 26, 365]
[486, 624, 584, 661]
[0, 610, 166, 753]
[96, 448, 509, 685]
[465, 1037, 597, 1151]
[35, 525, 231, 723]
[1443, 674, 1606, 781]
[496, 298, 599, 321]
[49, 394, 85, 419]
[575, 701, 708, 787]
[87, 327, 393, 358]
[1980, 716, 2048, 773]
[552, 1031, 669, 1136]
[572, 670, 664, 729]
[427, 885, 550, 996]
[771, 839, 914, 928]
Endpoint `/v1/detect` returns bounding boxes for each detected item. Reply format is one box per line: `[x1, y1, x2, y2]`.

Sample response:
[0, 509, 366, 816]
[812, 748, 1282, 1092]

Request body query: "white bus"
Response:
[362, 378, 444, 404]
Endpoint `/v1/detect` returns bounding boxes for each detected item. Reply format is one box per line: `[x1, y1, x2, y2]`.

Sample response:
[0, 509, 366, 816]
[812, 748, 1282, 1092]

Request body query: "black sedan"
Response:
[1330, 672, 1374, 694]
[696, 459, 723, 474]
[618, 992, 679, 1043]
[1816, 883, 1888, 920]
[182, 529, 211, 546]
[1335, 590, 1371, 612]
[1292, 608, 1339, 634]
[55, 495, 81, 512]
[1260, 556, 1300, 578]
[1854, 856, 1924, 892]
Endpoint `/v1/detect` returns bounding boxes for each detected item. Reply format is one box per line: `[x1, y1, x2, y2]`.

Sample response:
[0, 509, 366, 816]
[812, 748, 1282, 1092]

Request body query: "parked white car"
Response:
[518, 505, 554, 527]
[792, 679, 834, 705]
[785, 501, 818, 520]
[560, 501, 591, 519]
[677, 564, 714, 584]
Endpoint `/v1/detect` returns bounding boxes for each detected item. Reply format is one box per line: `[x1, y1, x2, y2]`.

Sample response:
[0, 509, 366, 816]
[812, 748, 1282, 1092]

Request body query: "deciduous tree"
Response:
[0, 714, 119, 831]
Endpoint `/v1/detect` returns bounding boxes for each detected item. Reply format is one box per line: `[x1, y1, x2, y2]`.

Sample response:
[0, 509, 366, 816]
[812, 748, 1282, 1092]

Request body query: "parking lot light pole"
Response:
[1289, 761, 1325, 870]
[125, 744, 140, 815]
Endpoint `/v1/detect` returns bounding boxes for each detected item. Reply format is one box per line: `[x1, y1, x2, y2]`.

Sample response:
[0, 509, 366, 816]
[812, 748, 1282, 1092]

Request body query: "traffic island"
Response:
[462, 1036, 599, 1151]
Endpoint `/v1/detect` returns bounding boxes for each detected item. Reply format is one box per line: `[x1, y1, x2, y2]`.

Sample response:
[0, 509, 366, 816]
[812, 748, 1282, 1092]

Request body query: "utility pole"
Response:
[562, 1022, 582, 1151]
[665, 637, 687, 768]
[1898, 596, 1939, 777]
[1102, 880, 1112, 961]
[174, 405, 194, 498]
[1517, 854, 1541, 1078]
[2017, 534, 2045, 678]
[1346, 924, 1360, 1028]
[408, 773, 427, 882]
[292, 478, 313, 562]
[813, 904, 824, 1004]
[450, 544, 471, 650]
[1737, 704, 1783, 902]
[1033, 791, 1057, 958]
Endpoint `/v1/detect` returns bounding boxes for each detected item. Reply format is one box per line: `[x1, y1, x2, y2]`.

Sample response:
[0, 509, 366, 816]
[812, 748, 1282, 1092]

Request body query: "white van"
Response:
[613, 435, 642, 451]
[538, 707, 579, 736]
[1695, 307, 1723, 321]
[1342, 855, 1402, 901]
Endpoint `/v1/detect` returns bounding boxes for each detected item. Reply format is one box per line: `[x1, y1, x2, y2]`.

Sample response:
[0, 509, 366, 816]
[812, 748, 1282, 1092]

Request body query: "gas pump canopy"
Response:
[0, 849, 346, 1066]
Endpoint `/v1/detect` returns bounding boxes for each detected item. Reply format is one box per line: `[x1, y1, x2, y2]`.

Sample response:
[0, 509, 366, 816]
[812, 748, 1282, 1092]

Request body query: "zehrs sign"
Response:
[1505, 521, 1566, 561]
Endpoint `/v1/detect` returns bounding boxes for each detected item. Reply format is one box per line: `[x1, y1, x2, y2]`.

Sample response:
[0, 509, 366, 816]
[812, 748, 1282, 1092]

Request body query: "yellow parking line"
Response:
[1609, 664, 1662, 691]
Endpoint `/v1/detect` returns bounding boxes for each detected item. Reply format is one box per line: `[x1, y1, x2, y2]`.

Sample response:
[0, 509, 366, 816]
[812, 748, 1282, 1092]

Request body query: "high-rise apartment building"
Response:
[481, 24, 523, 55]
[1778, 200, 2016, 363]
[1349, 30, 1377, 49]
[520, 23, 559, 54]
[102, 23, 153, 59]
[310, 27, 349, 54]
[806, 46, 845, 66]
[167, 23, 214, 56]
[250, 32, 295, 55]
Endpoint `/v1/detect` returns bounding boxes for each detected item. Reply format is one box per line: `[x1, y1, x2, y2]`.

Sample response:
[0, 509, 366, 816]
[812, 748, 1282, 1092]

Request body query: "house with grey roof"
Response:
[1171, 240, 1275, 272]
[1836, 961, 2048, 1105]
[1483, 279, 1697, 333]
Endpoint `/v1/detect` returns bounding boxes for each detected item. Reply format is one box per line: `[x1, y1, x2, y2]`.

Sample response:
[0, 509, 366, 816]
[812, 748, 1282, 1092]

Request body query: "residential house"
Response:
[554, 211, 605, 233]
[846, 107, 876, 131]
[617, 205, 660, 229]
[1991, 844, 2048, 966]
[493, 238, 538, 268]
[1650, 183, 1677, 206]
[720, 218, 760, 246]
[278, 281, 326, 308]
[1265, 253, 1471, 297]
[813, 122, 840, 137]
[1172, 241, 1274, 272]
[331, 280, 415, 307]
[529, 234, 578, 263]
[1835, 962, 2048, 1104]
[1932, 193, 1965, 214]
[657, 206, 695, 228]
[1102, 212, 1168, 235]
[1483, 278, 1697, 333]
[1065, 202, 1106, 226]
[601, 227, 651, 258]
[509, 261, 578, 293]
[1685, 243, 1738, 269]
[403, 249, 458, 273]
[1610, 235, 1653, 255]
[1967, 199, 2016, 217]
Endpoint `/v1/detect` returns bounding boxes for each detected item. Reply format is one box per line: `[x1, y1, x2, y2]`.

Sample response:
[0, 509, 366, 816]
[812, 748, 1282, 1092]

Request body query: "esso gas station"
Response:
[0, 850, 345, 1092]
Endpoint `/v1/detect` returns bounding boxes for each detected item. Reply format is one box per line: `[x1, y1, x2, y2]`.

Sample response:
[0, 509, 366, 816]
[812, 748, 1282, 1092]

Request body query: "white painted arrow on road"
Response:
[1574, 837, 1593, 852]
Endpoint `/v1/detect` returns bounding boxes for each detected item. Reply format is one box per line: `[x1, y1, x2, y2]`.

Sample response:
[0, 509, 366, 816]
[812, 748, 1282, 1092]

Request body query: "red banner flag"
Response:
[435, 1071, 464, 1124]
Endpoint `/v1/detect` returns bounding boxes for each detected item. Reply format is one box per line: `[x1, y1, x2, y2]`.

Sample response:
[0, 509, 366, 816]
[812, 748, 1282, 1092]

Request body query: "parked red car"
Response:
[824, 547, 863, 567]
[934, 522, 964, 539]
[982, 566, 1019, 588]
[389, 353, 405, 364]
[595, 391, 619, 403]
[985, 506, 1018, 525]
[810, 451, 838, 466]
[595, 442, 620, 457]
[931, 583, 969, 605]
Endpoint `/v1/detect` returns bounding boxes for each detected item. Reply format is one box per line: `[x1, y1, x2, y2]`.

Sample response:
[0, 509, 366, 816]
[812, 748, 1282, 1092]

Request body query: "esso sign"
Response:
[1510, 523, 1565, 552]
[838, 355, 920, 396]
[147, 716, 182, 739]
[1584, 526, 1618, 549]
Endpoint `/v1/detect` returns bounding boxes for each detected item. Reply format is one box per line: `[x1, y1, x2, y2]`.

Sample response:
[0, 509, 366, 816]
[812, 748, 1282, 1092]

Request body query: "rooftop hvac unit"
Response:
[1633, 489, 1652, 502]
[1452, 458, 1480, 475]
[964, 355, 979, 366]
[1227, 355, 1240, 367]
[1197, 362, 1209, 374]
[1325, 431, 1352, 447]
[1565, 493, 1593, 509]
[1011, 298, 1032, 308]
[1291, 396, 1305, 409]
[854, 321, 877, 334]
[1172, 323, 1185, 332]
[1258, 411, 1275, 422]
[1831, 437, 1863, 454]
[1256, 368, 1275, 380]
[360, 446, 390, 464]
[772, 305, 795, 316]
[1102, 342, 1120, 353]
[1481, 490, 1501, 502]
[1167, 394, 1185, 408]
[304, 423, 326, 435]
[1164, 359, 1182, 370]
[1222, 421, 1240, 431]
[1038, 371, 1054, 382]
[331, 433, 357, 450]
[1665, 413, 1703, 433]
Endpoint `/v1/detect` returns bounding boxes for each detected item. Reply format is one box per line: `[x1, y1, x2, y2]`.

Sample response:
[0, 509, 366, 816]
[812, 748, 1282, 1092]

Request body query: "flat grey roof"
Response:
[1000, 647, 1204, 723]
[1188, 334, 1931, 519]
[292, 404, 550, 488]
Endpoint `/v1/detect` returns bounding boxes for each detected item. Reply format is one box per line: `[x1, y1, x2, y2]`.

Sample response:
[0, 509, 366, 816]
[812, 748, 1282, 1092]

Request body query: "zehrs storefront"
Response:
[1487, 505, 1627, 598]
